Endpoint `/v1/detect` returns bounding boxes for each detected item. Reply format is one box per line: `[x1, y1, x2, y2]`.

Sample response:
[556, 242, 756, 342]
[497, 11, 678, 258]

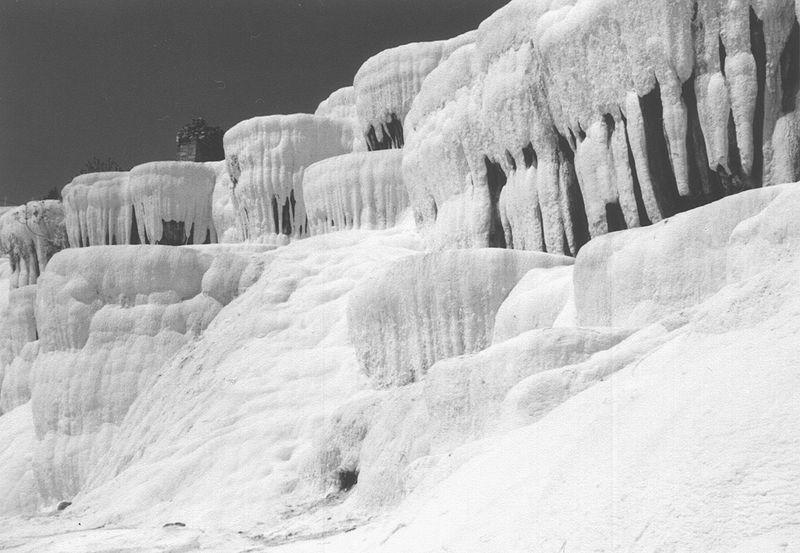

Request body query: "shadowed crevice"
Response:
[484, 156, 507, 249]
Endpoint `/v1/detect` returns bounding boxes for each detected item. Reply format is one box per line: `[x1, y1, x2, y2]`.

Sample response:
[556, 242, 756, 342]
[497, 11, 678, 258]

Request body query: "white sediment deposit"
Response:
[128, 161, 217, 245]
[223, 114, 355, 240]
[0, 201, 68, 288]
[3, 1, 800, 551]
[303, 150, 408, 235]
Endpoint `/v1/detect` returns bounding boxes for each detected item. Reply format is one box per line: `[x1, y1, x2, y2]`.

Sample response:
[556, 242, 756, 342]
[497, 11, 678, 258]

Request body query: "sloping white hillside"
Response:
[2, 0, 800, 550]
[2, 185, 800, 552]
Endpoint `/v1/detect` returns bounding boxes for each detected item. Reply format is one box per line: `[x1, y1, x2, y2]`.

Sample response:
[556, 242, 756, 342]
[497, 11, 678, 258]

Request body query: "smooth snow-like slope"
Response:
[55, 221, 423, 530]
[259, 182, 800, 553]
[3, 185, 800, 552]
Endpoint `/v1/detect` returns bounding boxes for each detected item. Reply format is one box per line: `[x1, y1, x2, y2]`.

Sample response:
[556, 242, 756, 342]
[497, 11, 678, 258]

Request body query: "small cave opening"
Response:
[484, 156, 508, 249]
[337, 469, 359, 492]
[604, 202, 627, 232]
[780, 18, 800, 114]
[620, 112, 652, 225]
[556, 131, 590, 255]
[159, 220, 188, 246]
[366, 114, 404, 151]
[724, 110, 747, 193]
[281, 197, 293, 236]
[682, 74, 724, 205]
[602, 113, 616, 133]
[522, 142, 538, 169]
[638, 80, 679, 216]
[271, 196, 280, 235]
[129, 207, 141, 245]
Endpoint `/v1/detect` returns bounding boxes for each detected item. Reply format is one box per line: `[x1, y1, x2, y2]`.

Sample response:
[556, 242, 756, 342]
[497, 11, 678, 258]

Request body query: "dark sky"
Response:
[0, 0, 508, 205]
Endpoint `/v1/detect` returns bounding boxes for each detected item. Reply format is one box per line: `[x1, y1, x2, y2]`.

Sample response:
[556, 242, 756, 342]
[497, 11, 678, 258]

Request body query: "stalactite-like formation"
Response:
[402, 0, 800, 255]
[128, 162, 217, 246]
[63, 165, 218, 247]
[223, 114, 355, 240]
[348, 249, 573, 388]
[303, 150, 409, 234]
[206, 161, 244, 243]
[0, 202, 68, 288]
[354, 31, 476, 151]
[62, 172, 133, 247]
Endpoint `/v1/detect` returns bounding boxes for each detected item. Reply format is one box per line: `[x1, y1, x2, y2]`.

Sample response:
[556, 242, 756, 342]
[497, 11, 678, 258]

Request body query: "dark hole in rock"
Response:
[484, 156, 508, 249]
[749, 7, 766, 186]
[605, 201, 627, 232]
[365, 114, 404, 151]
[682, 73, 723, 203]
[271, 196, 280, 234]
[337, 469, 358, 492]
[57, 501, 71, 511]
[159, 220, 188, 246]
[620, 112, 652, 225]
[556, 130, 590, 254]
[602, 113, 616, 134]
[505, 150, 517, 171]
[638, 80, 679, 216]
[163, 522, 186, 528]
[522, 142, 537, 169]
[781, 18, 800, 114]
[281, 197, 293, 235]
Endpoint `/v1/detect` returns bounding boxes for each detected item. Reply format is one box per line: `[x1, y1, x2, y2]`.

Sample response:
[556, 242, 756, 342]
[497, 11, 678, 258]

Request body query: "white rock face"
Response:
[574, 184, 786, 328]
[492, 264, 574, 343]
[304, 150, 409, 235]
[128, 161, 217, 245]
[0, 286, 37, 414]
[316, 86, 359, 121]
[348, 249, 574, 388]
[0, 403, 38, 515]
[3, 1, 800, 550]
[354, 31, 476, 150]
[28, 245, 256, 502]
[63, 164, 217, 247]
[223, 114, 355, 239]
[359, 246, 800, 553]
[0, 341, 38, 414]
[62, 172, 132, 247]
[57, 228, 422, 530]
[205, 161, 243, 243]
[315, 86, 365, 153]
[306, 325, 630, 510]
[0, 256, 10, 311]
[403, 0, 800, 252]
[0, 201, 68, 288]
